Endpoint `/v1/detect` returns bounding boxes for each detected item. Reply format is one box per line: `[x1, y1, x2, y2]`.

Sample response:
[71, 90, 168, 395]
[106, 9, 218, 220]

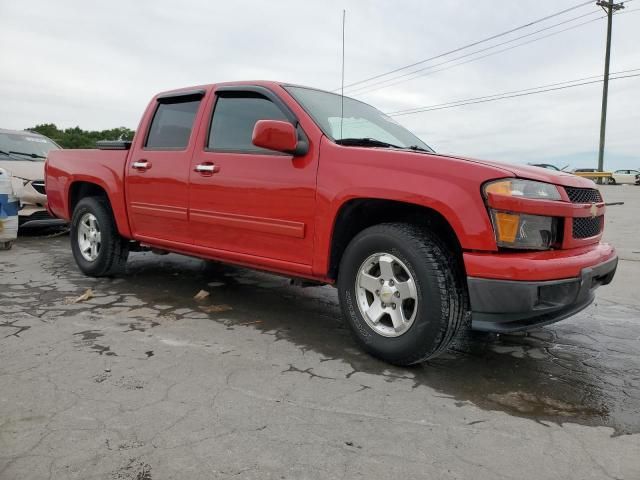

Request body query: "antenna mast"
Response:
[340, 9, 346, 140]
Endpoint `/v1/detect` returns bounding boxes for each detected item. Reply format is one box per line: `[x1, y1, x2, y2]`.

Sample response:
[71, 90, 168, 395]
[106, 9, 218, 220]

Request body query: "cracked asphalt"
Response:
[1, 185, 639, 480]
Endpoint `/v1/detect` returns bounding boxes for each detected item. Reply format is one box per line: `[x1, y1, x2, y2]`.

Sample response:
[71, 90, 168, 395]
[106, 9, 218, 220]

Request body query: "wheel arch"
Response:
[327, 198, 464, 281]
[68, 180, 131, 238]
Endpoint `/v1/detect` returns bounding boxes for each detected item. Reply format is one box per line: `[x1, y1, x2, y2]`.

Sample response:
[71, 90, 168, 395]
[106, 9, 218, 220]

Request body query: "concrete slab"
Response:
[1, 185, 639, 479]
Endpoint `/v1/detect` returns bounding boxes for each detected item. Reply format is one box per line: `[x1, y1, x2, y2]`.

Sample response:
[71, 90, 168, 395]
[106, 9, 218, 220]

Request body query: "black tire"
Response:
[608, 178, 616, 185]
[337, 223, 468, 365]
[70, 197, 129, 277]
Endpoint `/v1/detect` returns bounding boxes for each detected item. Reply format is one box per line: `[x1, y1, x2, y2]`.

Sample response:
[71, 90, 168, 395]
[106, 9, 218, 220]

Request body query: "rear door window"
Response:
[145, 98, 201, 149]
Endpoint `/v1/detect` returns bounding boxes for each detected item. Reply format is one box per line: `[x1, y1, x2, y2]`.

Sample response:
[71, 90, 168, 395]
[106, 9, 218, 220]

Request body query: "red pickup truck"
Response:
[45, 81, 617, 365]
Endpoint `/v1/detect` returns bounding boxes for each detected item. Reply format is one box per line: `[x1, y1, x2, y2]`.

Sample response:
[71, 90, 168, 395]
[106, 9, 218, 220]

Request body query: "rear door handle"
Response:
[132, 160, 151, 170]
[194, 163, 219, 174]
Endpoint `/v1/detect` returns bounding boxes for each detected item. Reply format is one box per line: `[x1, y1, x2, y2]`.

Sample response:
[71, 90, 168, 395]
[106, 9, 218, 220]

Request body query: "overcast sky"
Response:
[1, 0, 638, 169]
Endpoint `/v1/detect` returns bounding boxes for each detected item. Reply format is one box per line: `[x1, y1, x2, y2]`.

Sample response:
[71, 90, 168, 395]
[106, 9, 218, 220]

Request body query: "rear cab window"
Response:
[145, 94, 203, 150]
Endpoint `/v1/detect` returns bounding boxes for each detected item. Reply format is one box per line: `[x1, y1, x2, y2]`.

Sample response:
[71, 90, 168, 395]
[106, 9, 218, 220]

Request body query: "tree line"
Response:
[28, 124, 135, 149]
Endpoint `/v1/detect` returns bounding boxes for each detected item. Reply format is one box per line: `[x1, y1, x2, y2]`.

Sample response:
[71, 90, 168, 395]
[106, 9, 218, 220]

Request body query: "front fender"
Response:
[313, 138, 512, 276]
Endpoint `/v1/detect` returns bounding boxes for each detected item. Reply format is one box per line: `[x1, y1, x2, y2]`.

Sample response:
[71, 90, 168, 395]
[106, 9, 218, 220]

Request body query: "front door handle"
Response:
[132, 160, 151, 170]
[194, 163, 219, 174]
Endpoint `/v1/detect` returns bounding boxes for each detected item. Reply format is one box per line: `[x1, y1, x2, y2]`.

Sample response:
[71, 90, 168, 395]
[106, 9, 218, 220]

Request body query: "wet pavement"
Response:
[1, 185, 639, 479]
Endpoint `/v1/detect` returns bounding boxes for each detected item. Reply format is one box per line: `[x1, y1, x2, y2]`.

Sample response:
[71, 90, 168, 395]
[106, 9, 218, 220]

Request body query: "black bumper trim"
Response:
[18, 210, 66, 227]
[468, 256, 618, 333]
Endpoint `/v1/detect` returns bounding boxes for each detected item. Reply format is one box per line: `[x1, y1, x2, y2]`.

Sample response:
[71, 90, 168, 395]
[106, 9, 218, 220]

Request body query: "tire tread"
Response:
[339, 222, 469, 365]
[71, 197, 129, 277]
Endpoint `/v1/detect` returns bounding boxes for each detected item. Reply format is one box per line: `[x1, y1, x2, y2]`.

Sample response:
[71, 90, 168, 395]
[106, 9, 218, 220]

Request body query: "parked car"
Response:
[571, 168, 614, 184]
[0, 128, 62, 225]
[610, 169, 640, 185]
[45, 81, 617, 365]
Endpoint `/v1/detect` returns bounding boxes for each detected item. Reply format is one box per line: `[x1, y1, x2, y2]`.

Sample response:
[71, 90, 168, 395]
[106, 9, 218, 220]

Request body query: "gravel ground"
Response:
[1, 185, 639, 480]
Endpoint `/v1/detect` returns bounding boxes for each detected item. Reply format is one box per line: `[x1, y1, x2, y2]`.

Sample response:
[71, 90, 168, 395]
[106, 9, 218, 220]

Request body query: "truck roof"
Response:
[154, 80, 337, 99]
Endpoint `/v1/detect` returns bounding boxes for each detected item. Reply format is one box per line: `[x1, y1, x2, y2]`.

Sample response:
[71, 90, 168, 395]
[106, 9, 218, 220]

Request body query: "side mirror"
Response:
[252, 120, 305, 155]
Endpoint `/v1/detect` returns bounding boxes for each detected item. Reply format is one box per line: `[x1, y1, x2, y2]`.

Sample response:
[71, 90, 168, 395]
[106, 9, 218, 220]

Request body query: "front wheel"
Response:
[70, 197, 129, 277]
[337, 223, 468, 365]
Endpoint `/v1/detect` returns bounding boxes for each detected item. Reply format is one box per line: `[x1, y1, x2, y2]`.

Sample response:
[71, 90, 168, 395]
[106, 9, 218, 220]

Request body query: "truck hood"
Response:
[430, 153, 595, 188]
[0, 159, 44, 181]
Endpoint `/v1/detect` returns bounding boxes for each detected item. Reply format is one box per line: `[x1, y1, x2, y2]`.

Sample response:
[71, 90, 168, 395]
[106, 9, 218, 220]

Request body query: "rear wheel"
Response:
[71, 197, 129, 276]
[608, 177, 616, 185]
[337, 223, 468, 365]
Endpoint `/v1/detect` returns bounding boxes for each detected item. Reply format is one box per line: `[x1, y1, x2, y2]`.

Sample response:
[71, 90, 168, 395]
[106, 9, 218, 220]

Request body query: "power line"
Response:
[387, 68, 640, 115]
[351, 7, 638, 97]
[337, 0, 595, 91]
[346, 10, 603, 95]
[386, 72, 640, 116]
[389, 72, 640, 116]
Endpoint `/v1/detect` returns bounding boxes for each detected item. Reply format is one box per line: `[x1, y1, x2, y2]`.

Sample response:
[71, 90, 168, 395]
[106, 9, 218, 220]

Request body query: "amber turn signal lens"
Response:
[493, 212, 519, 243]
[484, 180, 513, 196]
[489, 210, 556, 249]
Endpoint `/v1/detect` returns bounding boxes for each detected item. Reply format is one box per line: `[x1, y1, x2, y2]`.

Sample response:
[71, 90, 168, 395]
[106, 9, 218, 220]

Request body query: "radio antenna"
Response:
[340, 9, 346, 140]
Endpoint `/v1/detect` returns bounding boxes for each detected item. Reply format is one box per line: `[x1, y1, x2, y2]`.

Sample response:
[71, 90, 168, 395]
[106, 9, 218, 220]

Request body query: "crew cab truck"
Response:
[45, 81, 617, 365]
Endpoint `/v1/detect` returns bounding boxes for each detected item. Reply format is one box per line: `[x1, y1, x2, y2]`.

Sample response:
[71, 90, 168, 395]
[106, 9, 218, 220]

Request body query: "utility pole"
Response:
[596, 0, 624, 172]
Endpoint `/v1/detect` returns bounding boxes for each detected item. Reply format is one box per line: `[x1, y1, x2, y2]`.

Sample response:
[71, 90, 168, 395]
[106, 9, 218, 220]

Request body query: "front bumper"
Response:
[467, 255, 618, 333]
[18, 204, 65, 227]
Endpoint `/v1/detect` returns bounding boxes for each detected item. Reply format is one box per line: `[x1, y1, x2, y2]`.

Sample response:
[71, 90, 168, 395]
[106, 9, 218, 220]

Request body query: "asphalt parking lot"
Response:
[1, 185, 639, 480]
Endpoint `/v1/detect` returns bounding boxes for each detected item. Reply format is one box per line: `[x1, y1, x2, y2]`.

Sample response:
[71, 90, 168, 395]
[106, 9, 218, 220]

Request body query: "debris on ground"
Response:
[65, 288, 94, 304]
[207, 281, 225, 287]
[199, 304, 233, 313]
[193, 289, 210, 301]
[239, 320, 262, 325]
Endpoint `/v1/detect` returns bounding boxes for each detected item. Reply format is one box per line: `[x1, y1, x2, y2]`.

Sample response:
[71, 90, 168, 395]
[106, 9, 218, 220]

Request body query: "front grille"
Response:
[565, 186, 602, 203]
[31, 181, 46, 195]
[573, 216, 603, 239]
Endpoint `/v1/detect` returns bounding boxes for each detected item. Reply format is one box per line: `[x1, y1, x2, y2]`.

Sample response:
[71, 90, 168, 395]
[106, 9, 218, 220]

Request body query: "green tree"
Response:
[28, 124, 135, 149]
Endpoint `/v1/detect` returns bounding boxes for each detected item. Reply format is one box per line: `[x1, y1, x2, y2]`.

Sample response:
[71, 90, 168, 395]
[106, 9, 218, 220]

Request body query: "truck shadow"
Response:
[108, 251, 640, 437]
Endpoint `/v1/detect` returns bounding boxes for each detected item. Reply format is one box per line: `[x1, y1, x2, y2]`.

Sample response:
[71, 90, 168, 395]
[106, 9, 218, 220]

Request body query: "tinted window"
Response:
[208, 94, 288, 152]
[146, 99, 201, 149]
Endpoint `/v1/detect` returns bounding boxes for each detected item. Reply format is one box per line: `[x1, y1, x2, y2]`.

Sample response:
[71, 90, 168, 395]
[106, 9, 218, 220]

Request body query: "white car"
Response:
[0, 128, 63, 225]
[611, 169, 640, 185]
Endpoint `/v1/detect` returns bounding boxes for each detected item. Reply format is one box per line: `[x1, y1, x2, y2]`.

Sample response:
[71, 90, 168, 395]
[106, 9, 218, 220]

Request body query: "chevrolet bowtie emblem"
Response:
[590, 203, 598, 218]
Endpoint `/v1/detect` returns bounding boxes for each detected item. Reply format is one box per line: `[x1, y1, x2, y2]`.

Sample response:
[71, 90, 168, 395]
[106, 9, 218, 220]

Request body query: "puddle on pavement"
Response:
[30, 237, 640, 436]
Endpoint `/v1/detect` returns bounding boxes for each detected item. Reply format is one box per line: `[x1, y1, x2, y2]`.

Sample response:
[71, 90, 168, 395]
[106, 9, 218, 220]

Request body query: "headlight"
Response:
[489, 211, 558, 250]
[483, 179, 561, 250]
[483, 179, 561, 200]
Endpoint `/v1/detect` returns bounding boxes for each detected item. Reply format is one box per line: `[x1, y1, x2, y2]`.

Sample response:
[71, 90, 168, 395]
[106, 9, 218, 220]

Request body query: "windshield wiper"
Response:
[0, 150, 46, 160]
[408, 145, 431, 153]
[335, 138, 433, 153]
[335, 137, 404, 149]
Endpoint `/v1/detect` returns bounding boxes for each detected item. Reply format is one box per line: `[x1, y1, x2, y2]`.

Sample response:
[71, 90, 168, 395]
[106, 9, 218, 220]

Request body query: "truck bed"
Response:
[46, 148, 131, 236]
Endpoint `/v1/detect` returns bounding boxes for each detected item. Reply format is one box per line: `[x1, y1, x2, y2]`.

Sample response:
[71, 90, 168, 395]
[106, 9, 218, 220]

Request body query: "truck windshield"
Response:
[0, 132, 59, 161]
[284, 86, 433, 152]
